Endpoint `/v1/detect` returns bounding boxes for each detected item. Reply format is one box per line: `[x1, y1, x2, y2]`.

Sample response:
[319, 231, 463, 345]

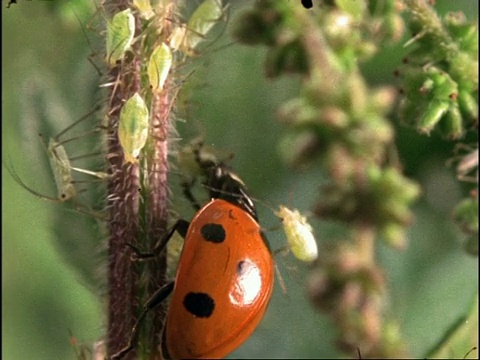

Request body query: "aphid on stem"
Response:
[168, 0, 227, 57]
[133, 0, 155, 20]
[118, 92, 150, 164]
[148, 42, 173, 91]
[6, 108, 109, 217]
[105, 8, 135, 67]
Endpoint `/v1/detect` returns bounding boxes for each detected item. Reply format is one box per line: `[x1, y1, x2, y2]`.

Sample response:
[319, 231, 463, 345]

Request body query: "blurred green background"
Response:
[2, 0, 477, 359]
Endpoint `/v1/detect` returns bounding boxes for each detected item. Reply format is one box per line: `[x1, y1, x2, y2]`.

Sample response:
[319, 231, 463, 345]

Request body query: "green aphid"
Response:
[275, 206, 318, 263]
[133, 0, 155, 20]
[169, 0, 224, 54]
[187, 0, 224, 50]
[148, 43, 173, 91]
[106, 9, 135, 66]
[118, 93, 150, 164]
[7, 143, 77, 203]
[49, 139, 87, 201]
[6, 111, 109, 213]
[45, 138, 109, 199]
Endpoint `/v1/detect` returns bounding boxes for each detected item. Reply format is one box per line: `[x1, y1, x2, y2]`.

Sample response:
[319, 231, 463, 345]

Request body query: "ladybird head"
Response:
[181, 140, 259, 220]
[204, 164, 258, 220]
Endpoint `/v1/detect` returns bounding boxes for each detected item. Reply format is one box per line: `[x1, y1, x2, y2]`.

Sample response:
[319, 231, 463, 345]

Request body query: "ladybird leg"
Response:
[127, 219, 190, 260]
[150, 219, 189, 255]
[181, 179, 202, 211]
[110, 281, 175, 360]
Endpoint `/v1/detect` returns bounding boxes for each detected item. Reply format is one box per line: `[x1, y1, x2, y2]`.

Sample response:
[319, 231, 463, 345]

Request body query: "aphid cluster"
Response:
[106, 0, 226, 165]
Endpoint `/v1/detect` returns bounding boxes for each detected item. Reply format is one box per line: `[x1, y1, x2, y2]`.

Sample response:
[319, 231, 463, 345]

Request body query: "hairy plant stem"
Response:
[105, 2, 175, 358]
[106, 63, 141, 359]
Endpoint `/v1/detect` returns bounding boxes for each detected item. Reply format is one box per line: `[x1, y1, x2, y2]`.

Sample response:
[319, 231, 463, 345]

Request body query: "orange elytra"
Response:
[165, 197, 274, 359]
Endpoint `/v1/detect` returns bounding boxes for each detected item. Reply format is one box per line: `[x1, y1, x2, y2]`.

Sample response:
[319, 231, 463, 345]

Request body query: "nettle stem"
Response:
[105, 1, 176, 358]
[106, 62, 142, 359]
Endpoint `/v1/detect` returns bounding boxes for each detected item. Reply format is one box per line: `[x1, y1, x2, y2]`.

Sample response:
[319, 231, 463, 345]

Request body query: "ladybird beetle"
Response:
[164, 196, 274, 359]
[112, 143, 274, 359]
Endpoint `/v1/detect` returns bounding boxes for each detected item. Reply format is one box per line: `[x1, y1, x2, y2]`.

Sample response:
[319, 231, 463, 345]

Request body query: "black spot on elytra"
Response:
[183, 292, 215, 318]
[201, 223, 226, 243]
